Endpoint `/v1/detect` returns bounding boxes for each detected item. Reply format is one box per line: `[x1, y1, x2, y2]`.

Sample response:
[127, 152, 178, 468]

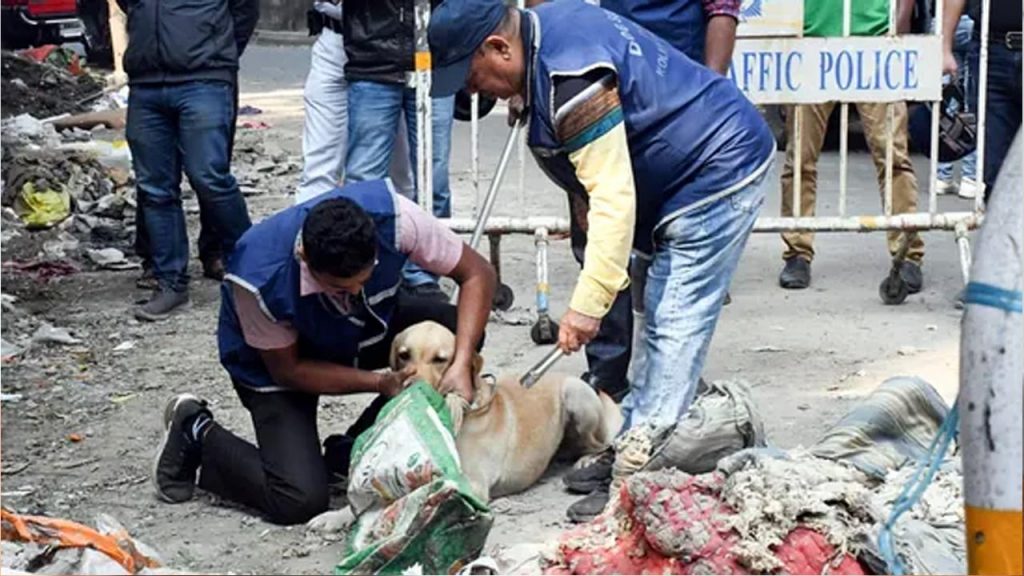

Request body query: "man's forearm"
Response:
[231, 0, 260, 55]
[451, 247, 496, 367]
[279, 360, 381, 395]
[943, 0, 966, 52]
[704, 15, 737, 75]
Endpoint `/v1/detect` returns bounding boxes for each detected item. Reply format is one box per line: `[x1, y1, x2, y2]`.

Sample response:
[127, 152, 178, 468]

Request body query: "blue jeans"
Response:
[969, 40, 1023, 196]
[620, 161, 772, 431]
[345, 81, 455, 286]
[937, 15, 978, 182]
[127, 81, 252, 292]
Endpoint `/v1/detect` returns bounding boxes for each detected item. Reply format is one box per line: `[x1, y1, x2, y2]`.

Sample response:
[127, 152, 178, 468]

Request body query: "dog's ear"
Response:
[471, 352, 484, 379]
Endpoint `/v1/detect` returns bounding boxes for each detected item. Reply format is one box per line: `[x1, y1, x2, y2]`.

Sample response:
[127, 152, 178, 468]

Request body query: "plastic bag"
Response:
[14, 181, 71, 229]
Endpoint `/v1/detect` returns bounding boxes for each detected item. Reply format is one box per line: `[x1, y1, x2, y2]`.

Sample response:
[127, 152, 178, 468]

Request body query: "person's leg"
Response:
[126, 85, 190, 296]
[430, 95, 455, 219]
[177, 80, 252, 263]
[979, 44, 1023, 198]
[389, 112, 416, 199]
[954, 14, 979, 186]
[344, 81, 403, 184]
[779, 103, 832, 288]
[621, 163, 771, 432]
[197, 387, 329, 525]
[856, 101, 925, 267]
[298, 30, 349, 203]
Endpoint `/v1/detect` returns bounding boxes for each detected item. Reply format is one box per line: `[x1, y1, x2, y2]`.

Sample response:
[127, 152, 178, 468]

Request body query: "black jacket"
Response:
[342, 0, 440, 85]
[119, 0, 259, 85]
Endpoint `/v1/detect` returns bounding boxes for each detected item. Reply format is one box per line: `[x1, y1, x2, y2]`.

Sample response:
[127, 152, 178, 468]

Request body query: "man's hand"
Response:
[558, 309, 601, 354]
[376, 366, 417, 397]
[438, 358, 475, 403]
[943, 50, 959, 77]
[508, 94, 525, 127]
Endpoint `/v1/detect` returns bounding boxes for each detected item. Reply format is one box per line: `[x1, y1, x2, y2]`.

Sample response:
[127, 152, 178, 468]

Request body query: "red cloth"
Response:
[546, 472, 866, 575]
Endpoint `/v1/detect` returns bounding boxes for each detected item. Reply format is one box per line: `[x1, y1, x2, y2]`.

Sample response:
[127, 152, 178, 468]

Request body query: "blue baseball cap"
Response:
[428, 0, 507, 97]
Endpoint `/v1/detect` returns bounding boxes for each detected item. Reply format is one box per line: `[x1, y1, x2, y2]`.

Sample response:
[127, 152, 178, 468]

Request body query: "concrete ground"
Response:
[0, 44, 973, 573]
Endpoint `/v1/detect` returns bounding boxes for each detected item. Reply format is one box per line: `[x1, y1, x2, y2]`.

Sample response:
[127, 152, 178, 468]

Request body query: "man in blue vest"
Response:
[521, 0, 741, 431]
[152, 180, 495, 525]
[430, 0, 776, 522]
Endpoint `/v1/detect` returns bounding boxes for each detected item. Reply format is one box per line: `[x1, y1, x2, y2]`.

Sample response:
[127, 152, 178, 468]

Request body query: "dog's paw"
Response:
[306, 507, 355, 534]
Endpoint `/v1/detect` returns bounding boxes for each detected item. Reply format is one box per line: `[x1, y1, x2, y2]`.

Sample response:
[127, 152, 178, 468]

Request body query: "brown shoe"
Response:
[201, 256, 225, 281]
[136, 267, 158, 290]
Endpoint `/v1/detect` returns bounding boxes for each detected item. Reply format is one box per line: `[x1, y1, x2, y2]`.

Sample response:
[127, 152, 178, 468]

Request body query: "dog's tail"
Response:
[598, 390, 625, 444]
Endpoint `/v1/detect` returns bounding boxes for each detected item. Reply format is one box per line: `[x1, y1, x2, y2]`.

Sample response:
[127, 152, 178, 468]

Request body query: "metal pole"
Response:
[838, 0, 851, 218]
[928, 0, 943, 215]
[413, 0, 433, 215]
[471, 93, 481, 217]
[793, 106, 802, 218]
[515, 0, 527, 207]
[883, 0, 896, 217]
[469, 122, 523, 250]
[959, 130, 1022, 576]
[974, 0, 990, 207]
[535, 227, 550, 319]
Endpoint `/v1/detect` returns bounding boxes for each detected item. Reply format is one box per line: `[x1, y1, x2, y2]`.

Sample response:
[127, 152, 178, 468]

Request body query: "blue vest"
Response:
[600, 0, 706, 62]
[526, 2, 775, 254]
[218, 181, 407, 391]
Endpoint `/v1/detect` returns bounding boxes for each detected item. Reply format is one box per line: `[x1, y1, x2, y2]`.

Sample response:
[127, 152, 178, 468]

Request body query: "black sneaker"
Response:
[899, 261, 923, 294]
[399, 282, 448, 304]
[566, 484, 611, 524]
[779, 257, 811, 289]
[201, 256, 225, 281]
[153, 394, 210, 503]
[323, 434, 355, 487]
[564, 447, 614, 494]
[135, 288, 190, 322]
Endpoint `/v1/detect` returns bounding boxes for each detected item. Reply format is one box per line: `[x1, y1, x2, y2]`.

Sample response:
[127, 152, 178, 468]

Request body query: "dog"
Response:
[390, 321, 623, 502]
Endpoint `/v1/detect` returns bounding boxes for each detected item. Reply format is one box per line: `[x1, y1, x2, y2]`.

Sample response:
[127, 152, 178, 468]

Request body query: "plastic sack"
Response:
[14, 181, 71, 229]
[336, 479, 493, 575]
[347, 381, 484, 515]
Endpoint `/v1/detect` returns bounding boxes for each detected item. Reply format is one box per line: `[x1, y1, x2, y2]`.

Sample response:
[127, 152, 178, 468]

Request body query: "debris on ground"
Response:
[545, 377, 965, 575]
[31, 322, 82, 346]
[233, 128, 301, 196]
[0, 508, 188, 575]
[1, 51, 105, 119]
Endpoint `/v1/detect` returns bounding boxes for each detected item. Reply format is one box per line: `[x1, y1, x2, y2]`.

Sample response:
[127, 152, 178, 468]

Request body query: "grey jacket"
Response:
[119, 0, 259, 85]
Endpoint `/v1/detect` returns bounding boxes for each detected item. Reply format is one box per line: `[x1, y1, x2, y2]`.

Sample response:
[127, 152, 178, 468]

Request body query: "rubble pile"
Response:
[233, 128, 301, 197]
[1, 51, 105, 119]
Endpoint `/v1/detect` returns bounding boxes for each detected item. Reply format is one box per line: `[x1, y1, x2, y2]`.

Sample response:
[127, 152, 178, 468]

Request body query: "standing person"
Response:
[523, 0, 742, 409]
[935, 13, 980, 199]
[152, 180, 495, 525]
[121, 0, 257, 321]
[297, 1, 417, 204]
[342, 0, 456, 302]
[943, 0, 1022, 200]
[428, 0, 775, 521]
[778, 0, 925, 292]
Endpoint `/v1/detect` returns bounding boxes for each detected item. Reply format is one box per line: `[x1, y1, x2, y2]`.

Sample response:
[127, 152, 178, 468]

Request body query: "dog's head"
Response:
[390, 321, 483, 390]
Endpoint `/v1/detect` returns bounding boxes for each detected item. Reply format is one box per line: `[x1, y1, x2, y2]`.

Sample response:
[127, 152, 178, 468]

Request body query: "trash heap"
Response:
[1, 49, 105, 120]
[544, 377, 966, 575]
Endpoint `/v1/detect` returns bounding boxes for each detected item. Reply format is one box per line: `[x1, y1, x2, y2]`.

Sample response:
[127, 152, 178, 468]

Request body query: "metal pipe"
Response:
[469, 122, 523, 250]
[974, 0, 990, 205]
[413, 0, 433, 215]
[442, 212, 981, 235]
[959, 129, 1022, 575]
[928, 0, 943, 215]
[534, 227, 550, 318]
[471, 93, 480, 216]
[884, 103, 894, 216]
[520, 347, 565, 388]
[839, 0, 851, 217]
[793, 106, 802, 218]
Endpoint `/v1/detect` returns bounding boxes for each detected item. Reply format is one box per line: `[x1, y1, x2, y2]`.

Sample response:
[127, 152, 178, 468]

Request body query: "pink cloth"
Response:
[234, 194, 465, 350]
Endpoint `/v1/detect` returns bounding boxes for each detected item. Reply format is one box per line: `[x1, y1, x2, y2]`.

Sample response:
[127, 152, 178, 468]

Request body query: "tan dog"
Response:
[390, 321, 623, 501]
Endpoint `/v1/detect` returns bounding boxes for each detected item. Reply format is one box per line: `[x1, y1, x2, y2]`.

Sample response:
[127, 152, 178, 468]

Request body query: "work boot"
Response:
[400, 282, 448, 304]
[566, 484, 611, 524]
[564, 447, 614, 494]
[135, 289, 190, 322]
[779, 257, 811, 289]
[899, 261, 923, 294]
[153, 394, 211, 503]
[582, 373, 629, 404]
[323, 434, 355, 488]
[201, 256, 225, 281]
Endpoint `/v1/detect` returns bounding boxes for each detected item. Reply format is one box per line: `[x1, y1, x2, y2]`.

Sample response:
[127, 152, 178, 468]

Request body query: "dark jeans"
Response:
[197, 297, 462, 525]
[969, 40, 1023, 197]
[126, 80, 251, 291]
[569, 197, 632, 400]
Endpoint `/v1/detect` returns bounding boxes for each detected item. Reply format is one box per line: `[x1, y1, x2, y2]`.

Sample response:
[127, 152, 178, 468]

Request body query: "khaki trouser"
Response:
[780, 102, 925, 264]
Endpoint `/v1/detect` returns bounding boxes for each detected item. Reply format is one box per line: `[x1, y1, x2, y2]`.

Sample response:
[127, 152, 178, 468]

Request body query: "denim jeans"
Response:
[344, 81, 455, 286]
[969, 40, 1023, 196]
[620, 160, 773, 432]
[937, 15, 978, 182]
[127, 80, 252, 292]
